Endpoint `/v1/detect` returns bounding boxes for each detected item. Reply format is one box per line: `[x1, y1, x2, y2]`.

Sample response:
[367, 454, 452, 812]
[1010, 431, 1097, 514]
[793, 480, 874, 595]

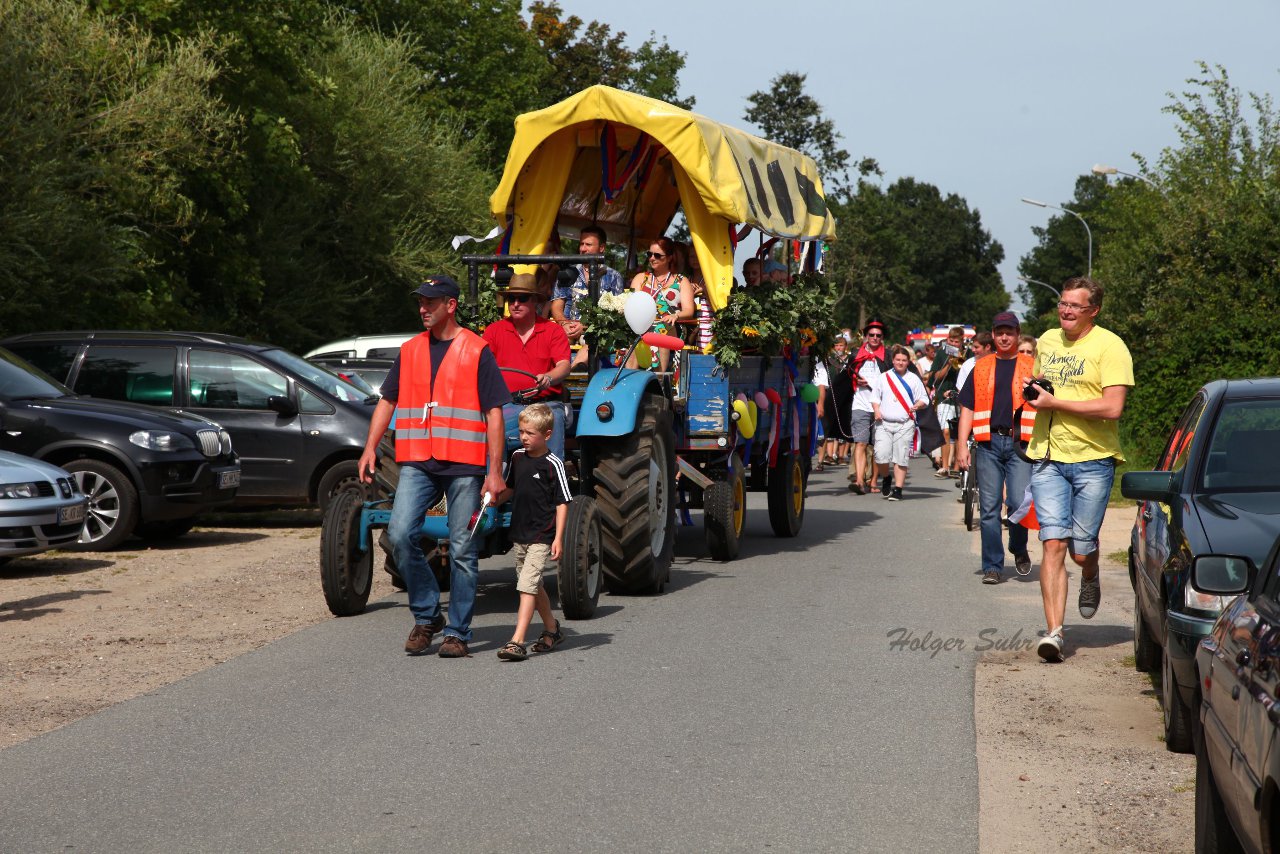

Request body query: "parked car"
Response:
[306, 356, 392, 396]
[1122, 378, 1280, 753]
[304, 333, 414, 361]
[1, 332, 377, 511]
[0, 347, 239, 549]
[1190, 539, 1280, 853]
[0, 451, 87, 564]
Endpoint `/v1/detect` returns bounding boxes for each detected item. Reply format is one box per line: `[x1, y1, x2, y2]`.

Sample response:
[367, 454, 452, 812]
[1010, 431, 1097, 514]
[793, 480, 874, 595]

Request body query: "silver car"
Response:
[0, 451, 87, 564]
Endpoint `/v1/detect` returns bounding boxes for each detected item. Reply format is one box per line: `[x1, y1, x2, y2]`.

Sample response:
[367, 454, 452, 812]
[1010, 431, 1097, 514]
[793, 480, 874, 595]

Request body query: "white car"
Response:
[305, 334, 415, 361]
[0, 452, 88, 564]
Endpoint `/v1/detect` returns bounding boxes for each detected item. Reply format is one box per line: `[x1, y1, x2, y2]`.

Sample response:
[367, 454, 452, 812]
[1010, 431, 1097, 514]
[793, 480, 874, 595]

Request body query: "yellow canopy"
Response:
[489, 85, 838, 310]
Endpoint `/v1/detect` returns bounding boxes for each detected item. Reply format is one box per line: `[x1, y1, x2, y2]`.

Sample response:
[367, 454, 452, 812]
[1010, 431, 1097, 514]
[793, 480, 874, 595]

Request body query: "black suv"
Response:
[3, 332, 377, 510]
[0, 347, 240, 549]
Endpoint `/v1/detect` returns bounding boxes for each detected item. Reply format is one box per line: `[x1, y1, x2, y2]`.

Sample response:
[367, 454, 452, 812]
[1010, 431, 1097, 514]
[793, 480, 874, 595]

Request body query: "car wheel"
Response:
[1133, 596, 1161, 672]
[317, 460, 361, 514]
[1161, 644, 1194, 753]
[1194, 724, 1244, 853]
[63, 460, 139, 551]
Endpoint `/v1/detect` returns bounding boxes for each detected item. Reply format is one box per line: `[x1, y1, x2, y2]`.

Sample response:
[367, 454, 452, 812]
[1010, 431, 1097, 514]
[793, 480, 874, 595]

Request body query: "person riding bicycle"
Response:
[955, 312, 1036, 585]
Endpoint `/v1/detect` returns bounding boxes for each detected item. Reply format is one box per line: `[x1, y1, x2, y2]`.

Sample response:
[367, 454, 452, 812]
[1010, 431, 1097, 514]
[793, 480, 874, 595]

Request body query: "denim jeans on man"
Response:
[1029, 458, 1116, 555]
[974, 433, 1032, 573]
[387, 466, 482, 642]
[502, 401, 566, 459]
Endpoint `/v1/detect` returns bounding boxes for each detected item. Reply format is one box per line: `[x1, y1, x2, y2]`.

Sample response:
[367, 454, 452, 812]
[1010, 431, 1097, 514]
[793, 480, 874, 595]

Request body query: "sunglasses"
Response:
[646, 251, 666, 260]
[506, 293, 535, 303]
[865, 333, 883, 339]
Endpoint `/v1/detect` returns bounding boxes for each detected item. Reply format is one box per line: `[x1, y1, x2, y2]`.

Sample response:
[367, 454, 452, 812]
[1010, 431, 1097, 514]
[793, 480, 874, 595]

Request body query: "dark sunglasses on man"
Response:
[506, 293, 535, 303]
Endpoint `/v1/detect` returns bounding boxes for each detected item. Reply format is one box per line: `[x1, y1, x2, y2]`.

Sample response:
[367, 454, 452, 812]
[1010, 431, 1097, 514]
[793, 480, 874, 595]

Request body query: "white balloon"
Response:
[624, 291, 658, 335]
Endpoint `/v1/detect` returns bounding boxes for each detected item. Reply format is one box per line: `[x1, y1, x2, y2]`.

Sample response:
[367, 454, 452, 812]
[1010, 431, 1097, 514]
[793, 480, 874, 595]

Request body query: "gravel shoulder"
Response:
[975, 507, 1195, 853]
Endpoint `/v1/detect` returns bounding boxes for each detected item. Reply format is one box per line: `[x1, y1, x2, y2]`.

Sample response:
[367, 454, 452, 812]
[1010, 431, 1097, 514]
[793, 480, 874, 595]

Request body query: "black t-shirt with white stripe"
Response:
[507, 449, 573, 544]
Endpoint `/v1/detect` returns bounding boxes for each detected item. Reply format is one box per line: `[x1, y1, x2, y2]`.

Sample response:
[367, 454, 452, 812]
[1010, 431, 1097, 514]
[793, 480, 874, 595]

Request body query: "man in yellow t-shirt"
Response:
[1023, 277, 1134, 662]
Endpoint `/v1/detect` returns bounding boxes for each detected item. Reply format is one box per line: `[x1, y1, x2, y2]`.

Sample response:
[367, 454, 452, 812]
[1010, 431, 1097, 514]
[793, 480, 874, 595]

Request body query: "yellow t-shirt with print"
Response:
[1026, 325, 1134, 463]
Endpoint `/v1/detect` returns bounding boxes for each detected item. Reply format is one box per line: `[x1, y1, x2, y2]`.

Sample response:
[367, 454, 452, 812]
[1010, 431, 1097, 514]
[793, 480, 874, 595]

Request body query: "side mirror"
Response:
[1120, 470, 1179, 502]
[1190, 554, 1255, 596]
[267, 395, 298, 417]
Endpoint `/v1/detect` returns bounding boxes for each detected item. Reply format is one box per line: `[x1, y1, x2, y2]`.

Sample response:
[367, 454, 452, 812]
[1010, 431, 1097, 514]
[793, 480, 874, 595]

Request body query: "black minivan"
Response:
[0, 347, 240, 549]
[3, 332, 377, 510]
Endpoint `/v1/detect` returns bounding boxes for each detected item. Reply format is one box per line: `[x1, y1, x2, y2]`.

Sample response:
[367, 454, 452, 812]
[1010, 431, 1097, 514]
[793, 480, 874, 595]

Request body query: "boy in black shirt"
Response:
[495, 403, 573, 661]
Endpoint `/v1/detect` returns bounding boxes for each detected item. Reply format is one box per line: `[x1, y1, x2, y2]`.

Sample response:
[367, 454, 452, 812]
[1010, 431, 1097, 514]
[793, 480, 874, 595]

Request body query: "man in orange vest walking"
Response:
[955, 312, 1036, 585]
[359, 275, 509, 658]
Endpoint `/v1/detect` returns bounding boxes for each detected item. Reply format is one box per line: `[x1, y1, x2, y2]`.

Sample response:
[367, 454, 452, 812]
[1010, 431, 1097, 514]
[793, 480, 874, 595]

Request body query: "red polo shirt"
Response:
[482, 316, 571, 398]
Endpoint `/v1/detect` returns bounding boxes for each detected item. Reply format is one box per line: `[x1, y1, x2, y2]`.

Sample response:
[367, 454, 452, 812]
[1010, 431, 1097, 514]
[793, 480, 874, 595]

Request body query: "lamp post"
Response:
[1092, 163, 1157, 187]
[1021, 197, 1092, 278]
[1017, 275, 1061, 299]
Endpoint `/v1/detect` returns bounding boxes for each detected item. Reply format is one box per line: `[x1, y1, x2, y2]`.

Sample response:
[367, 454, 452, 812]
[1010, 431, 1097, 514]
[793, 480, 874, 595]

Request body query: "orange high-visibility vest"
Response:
[972, 354, 1036, 443]
[393, 330, 489, 465]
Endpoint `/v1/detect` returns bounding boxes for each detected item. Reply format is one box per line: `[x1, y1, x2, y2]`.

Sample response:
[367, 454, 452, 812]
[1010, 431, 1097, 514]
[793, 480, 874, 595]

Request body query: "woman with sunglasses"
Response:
[630, 237, 694, 370]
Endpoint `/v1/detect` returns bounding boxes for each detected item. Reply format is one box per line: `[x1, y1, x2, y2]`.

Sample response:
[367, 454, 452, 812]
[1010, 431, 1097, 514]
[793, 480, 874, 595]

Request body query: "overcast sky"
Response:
[552, 0, 1280, 316]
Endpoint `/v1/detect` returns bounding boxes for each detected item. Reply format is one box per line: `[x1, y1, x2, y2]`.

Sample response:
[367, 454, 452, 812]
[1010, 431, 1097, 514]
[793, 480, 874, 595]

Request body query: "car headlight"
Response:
[129, 430, 195, 452]
[0, 481, 41, 499]
[1185, 585, 1229, 613]
[219, 429, 233, 455]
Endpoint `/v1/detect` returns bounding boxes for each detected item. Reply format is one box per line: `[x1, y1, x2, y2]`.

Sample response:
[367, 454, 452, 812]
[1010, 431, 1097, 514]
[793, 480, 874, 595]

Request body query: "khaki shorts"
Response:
[514, 542, 554, 594]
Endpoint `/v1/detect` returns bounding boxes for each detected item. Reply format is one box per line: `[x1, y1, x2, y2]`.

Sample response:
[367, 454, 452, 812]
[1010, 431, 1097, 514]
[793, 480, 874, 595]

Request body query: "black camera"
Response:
[1023, 378, 1054, 401]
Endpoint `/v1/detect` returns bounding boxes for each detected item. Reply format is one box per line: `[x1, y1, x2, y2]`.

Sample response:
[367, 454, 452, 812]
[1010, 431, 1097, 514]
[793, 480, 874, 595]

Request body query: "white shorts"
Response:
[874, 420, 916, 467]
[936, 402, 958, 433]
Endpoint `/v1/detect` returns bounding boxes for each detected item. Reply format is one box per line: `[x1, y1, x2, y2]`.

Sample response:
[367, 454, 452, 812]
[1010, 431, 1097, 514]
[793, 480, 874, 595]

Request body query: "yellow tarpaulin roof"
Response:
[489, 85, 837, 310]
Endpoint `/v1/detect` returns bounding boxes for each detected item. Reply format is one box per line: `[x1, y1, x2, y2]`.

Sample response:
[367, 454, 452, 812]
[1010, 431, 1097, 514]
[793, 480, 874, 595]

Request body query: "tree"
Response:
[1093, 63, 1280, 462]
[744, 72, 852, 198]
[1016, 174, 1111, 330]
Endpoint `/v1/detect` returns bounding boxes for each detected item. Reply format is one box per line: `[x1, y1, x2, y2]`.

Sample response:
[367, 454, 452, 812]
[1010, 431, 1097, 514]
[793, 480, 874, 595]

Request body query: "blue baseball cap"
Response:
[410, 274, 460, 300]
[762, 259, 787, 275]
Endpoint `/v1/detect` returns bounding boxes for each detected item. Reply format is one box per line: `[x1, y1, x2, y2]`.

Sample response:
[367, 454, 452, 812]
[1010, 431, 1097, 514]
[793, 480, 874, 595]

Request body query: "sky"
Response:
[552, 0, 1280, 317]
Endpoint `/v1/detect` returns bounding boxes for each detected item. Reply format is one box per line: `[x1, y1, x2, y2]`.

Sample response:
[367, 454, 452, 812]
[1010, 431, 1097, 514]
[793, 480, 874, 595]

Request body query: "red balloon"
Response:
[765, 388, 783, 405]
[642, 332, 686, 351]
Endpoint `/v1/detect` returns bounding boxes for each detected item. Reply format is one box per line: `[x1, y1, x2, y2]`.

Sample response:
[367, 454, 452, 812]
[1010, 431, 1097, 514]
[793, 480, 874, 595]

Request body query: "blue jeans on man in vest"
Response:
[387, 466, 482, 642]
[974, 433, 1031, 574]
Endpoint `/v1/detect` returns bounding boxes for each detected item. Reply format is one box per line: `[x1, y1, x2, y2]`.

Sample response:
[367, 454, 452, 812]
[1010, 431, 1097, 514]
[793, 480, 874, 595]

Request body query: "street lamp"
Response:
[1092, 163, 1157, 187]
[1021, 197, 1092, 278]
[1017, 275, 1061, 298]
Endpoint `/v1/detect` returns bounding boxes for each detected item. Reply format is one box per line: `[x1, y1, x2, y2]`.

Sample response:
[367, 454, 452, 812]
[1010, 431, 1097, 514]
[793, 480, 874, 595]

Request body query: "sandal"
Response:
[934, 469, 951, 478]
[497, 641, 528, 661]
[530, 623, 565, 653]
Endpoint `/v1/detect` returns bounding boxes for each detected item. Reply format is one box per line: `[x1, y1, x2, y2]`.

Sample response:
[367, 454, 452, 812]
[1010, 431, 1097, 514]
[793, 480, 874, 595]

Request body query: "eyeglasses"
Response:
[646, 251, 666, 260]
[506, 293, 535, 303]
[1057, 301, 1094, 313]
[865, 333, 883, 338]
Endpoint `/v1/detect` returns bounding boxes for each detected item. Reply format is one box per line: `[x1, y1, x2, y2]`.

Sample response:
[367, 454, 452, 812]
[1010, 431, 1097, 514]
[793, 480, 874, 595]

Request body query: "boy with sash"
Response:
[871, 345, 928, 501]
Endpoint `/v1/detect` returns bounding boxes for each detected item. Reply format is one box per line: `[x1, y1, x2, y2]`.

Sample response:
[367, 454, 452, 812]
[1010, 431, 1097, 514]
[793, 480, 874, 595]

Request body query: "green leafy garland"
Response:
[575, 290, 636, 355]
[710, 273, 842, 368]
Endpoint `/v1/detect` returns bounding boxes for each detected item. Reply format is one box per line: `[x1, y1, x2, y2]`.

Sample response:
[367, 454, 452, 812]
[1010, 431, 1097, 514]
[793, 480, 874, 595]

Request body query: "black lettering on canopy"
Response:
[728, 149, 760, 219]
[767, 160, 794, 226]
[747, 159, 772, 218]
[793, 168, 828, 218]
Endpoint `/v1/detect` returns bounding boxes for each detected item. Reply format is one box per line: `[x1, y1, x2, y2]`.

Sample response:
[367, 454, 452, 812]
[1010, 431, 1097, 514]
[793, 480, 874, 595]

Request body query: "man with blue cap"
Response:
[358, 274, 510, 659]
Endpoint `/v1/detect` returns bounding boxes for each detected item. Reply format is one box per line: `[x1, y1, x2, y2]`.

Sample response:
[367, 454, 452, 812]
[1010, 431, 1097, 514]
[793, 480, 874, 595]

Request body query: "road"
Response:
[0, 459, 1028, 853]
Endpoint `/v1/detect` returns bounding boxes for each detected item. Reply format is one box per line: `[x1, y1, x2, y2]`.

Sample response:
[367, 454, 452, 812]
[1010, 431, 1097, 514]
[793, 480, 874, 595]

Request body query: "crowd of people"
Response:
[361, 230, 1133, 667]
[812, 278, 1133, 662]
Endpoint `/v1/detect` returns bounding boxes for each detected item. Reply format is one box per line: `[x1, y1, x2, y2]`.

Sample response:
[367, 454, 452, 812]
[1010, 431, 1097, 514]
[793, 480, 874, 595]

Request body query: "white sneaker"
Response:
[1037, 628, 1064, 662]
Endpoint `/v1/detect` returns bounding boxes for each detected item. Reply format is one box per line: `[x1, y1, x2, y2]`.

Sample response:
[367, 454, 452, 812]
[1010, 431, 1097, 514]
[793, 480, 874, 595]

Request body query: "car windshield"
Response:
[0, 348, 71, 400]
[259, 348, 373, 403]
[1201, 398, 1280, 491]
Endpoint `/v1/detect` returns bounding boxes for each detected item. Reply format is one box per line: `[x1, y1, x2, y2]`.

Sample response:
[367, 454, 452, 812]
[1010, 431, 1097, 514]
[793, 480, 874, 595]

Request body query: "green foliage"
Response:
[710, 275, 840, 369]
[825, 178, 1007, 342]
[576, 290, 634, 356]
[744, 72, 851, 197]
[1092, 64, 1280, 462]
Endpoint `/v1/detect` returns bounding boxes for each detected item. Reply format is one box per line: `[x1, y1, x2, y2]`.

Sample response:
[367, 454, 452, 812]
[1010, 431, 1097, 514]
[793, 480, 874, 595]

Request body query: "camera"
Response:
[942, 342, 962, 358]
[1023, 378, 1054, 401]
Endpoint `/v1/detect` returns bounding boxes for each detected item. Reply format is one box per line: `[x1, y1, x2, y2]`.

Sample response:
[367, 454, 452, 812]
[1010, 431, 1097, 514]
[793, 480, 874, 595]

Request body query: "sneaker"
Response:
[982, 570, 1001, 584]
[404, 617, 445, 656]
[880, 475, 893, 496]
[438, 636, 470, 658]
[1079, 575, 1101, 619]
[888, 486, 902, 501]
[1037, 628, 1064, 662]
[1014, 552, 1032, 577]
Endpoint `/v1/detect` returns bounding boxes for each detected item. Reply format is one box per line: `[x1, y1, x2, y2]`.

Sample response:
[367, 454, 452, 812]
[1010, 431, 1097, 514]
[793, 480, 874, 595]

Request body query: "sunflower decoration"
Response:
[709, 274, 841, 368]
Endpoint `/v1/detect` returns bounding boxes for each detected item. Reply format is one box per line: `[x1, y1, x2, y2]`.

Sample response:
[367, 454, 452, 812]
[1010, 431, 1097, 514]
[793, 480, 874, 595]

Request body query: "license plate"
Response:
[59, 503, 86, 525]
[219, 470, 241, 489]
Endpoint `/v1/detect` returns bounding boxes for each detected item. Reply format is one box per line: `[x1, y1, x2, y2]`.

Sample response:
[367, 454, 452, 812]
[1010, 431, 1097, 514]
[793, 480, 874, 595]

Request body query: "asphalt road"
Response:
[0, 459, 1031, 853]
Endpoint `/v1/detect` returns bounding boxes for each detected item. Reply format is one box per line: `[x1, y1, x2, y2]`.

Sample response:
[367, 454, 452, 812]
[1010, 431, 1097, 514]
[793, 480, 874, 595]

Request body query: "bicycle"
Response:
[956, 436, 978, 531]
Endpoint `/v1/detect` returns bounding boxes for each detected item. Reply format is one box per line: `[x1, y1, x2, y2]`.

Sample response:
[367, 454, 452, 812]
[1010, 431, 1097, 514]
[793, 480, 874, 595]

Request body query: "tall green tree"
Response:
[744, 72, 853, 198]
[1094, 63, 1280, 462]
[1016, 174, 1111, 329]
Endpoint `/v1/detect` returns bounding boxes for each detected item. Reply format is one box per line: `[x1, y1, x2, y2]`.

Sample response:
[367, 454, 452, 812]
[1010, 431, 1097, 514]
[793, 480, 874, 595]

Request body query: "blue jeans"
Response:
[974, 435, 1031, 573]
[502, 401, 566, 459]
[1029, 458, 1117, 555]
[387, 466, 482, 642]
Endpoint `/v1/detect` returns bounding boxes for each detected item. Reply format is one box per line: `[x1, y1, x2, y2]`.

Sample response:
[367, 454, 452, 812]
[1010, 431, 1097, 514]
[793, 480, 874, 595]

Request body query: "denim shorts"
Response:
[1029, 458, 1116, 555]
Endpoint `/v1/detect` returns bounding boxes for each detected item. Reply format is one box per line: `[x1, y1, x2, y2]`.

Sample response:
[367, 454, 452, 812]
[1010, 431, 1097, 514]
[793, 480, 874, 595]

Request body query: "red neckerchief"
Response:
[852, 341, 886, 375]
